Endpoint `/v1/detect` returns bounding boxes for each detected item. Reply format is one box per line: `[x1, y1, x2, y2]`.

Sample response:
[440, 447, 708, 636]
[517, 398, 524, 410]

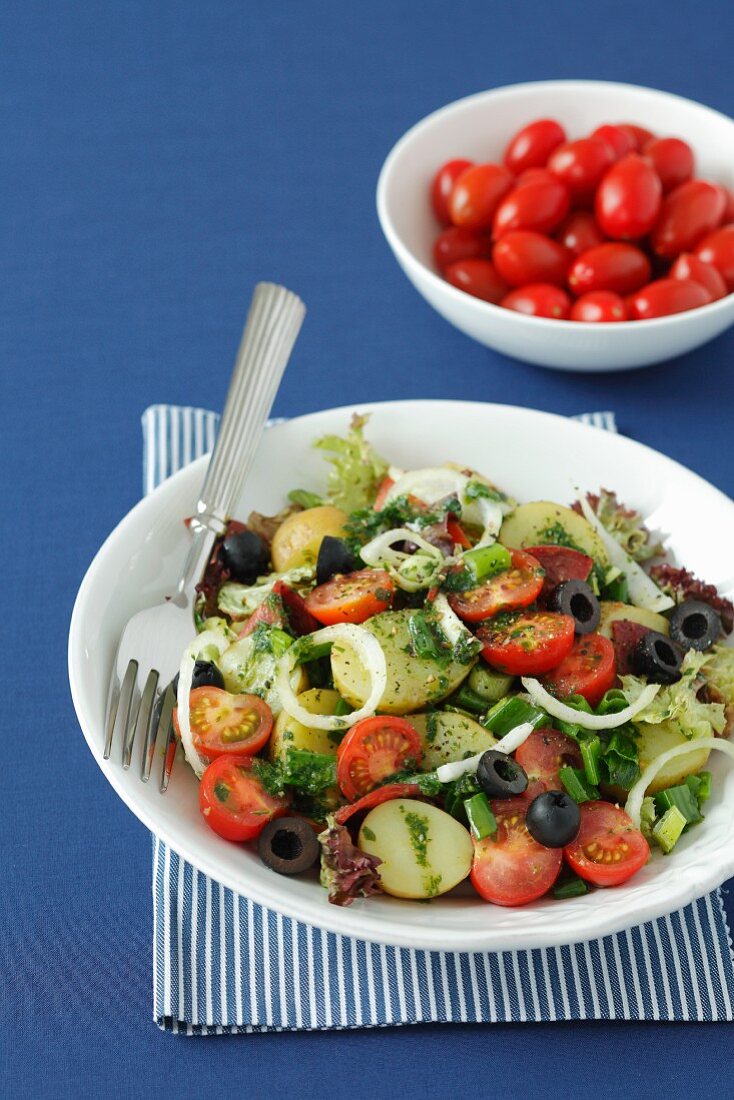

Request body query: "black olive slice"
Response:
[476, 750, 529, 799]
[632, 630, 684, 684]
[548, 580, 600, 635]
[171, 659, 225, 696]
[669, 599, 722, 652]
[258, 817, 320, 876]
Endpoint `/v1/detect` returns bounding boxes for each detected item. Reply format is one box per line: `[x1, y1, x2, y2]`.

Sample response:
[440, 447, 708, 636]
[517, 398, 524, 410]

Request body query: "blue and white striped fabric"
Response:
[142, 403, 734, 1033]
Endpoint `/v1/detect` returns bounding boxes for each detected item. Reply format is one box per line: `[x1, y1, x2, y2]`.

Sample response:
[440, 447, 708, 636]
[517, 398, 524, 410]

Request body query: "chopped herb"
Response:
[465, 481, 505, 503]
[401, 807, 430, 866]
[288, 488, 324, 510]
[283, 749, 337, 796]
[361, 826, 376, 842]
[213, 780, 230, 803]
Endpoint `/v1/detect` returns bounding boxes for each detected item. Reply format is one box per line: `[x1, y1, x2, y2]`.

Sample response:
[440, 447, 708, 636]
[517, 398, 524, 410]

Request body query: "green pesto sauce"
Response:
[401, 808, 430, 867]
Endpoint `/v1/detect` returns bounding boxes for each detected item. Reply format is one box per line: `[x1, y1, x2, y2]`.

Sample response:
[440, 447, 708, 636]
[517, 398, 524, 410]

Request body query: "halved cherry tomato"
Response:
[273, 580, 321, 635]
[525, 545, 593, 600]
[493, 175, 570, 239]
[175, 687, 273, 759]
[492, 230, 571, 287]
[444, 258, 509, 304]
[430, 158, 473, 225]
[470, 797, 562, 906]
[373, 476, 395, 511]
[629, 277, 712, 320]
[304, 568, 394, 625]
[500, 283, 571, 319]
[616, 123, 655, 152]
[595, 155, 662, 240]
[503, 118, 566, 175]
[448, 549, 544, 622]
[476, 610, 575, 675]
[570, 291, 628, 322]
[670, 252, 727, 301]
[541, 633, 616, 707]
[446, 516, 472, 549]
[433, 226, 490, 271]
[568, 242, 651, 295]
[548, 137, 615, 200]
[695, 224, 734, 290]
[448, 163, 514, 230]
[555, 210, 606, 256]
[590, 124, 635, 160]
[334, 782, 422, 825]
[336, 716, 423, 801]
[199, 754, 289, 842]
[642, 136, 694, 193]
[514, 728, 582, 797]
[651, 180, 726, 257]
[238, 591, 285, 637]
[564, 801, 649, 887]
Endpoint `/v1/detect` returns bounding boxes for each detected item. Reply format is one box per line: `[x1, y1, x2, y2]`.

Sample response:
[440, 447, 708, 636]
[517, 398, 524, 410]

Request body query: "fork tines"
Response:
[104, 663, 177, 791]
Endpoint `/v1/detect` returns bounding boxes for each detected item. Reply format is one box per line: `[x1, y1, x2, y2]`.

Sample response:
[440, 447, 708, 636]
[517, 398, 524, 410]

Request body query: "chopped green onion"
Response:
[464, 793, 497, 841]
[294, 639, 334, 665]
[652, 805, 687, 854]
[562, 693, 594, 714]
[603, 574, 629, 602]
[559, 766, 599, 803]
[467, 665, 514, 704]
[408, 612, 446, 662]
[450, 683, 489, 715]
[580, 737, 602, 787]
[463, 544, 511, 583]
[269, 627, 294, 658]
[685, 771, 712, 804]
[333, 697, 353, 717]
[482, 695, 548, 736]
[288, 488, 324, 509]
[553, 876, 589, 900]
[596, 689, 631, 715]
[654, 783, 702, 826]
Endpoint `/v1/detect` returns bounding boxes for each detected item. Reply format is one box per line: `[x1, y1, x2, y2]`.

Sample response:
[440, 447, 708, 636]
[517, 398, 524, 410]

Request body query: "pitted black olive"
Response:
[220, 529, 269, 584]
[316, 535, 357, 585]
[476, 750, 529, 799]
[632, 630, 684, 684]
[526, 791, 581, 848]
[171, 659, 225, 696]
[548, 580, 600, 635]
[669, 600, 722, 652]
[258, 817, 321, 876]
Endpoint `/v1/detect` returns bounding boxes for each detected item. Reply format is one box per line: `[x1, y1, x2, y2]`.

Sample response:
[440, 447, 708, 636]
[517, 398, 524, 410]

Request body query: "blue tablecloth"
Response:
[4, 1, 734, 1096]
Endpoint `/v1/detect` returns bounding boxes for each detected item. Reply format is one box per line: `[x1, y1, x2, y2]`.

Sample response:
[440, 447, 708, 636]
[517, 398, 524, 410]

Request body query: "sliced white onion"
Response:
[384, 466, 502, 547]
[276, 623, 387, 731]
[473, 497, 504, 548]
[625, 736, 734, 826]
[176, 627, 233, 779]
[522, 677, 661, 729]
[494, 720, 536, 755]
[435, 721, 535, 783]
[359, 527, 443, 568]
[432, 592, 474, 648]
[577, 493, 674, 613]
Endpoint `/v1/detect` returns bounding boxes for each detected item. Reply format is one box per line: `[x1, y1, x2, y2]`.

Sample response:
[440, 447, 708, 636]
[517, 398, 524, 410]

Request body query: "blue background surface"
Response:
[3, 1, 734, 1096]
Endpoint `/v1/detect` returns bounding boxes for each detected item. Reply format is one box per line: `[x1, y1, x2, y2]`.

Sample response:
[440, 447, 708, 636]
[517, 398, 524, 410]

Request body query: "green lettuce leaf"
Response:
[314, 413, 389, 513]
[620, 651, 726, 740]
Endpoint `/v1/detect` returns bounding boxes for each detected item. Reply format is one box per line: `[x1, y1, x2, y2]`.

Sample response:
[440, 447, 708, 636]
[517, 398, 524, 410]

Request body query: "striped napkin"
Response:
[143, 404, 734, 1033]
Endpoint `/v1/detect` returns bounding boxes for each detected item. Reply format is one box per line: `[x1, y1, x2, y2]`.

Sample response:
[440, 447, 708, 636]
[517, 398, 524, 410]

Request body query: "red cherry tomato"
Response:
[616, 123, 656, 151]
[723, 189, 734, 222]
[525, 545, 593, 600]
[541, 633, 617, 707]
[514, 728, 583, 796]
[548, 138, 615, 200]
[564, 802, 649, 887]
[433, 226, 490, 271]
[447, 549, 545, 623]
[570, 291, 628, 322]
[174, 687, 273, 759]
[492, 175, 570, 239]
[643, 137, 694, 193]
[304, 568, 394, 625]
[500, 282, 571, 319]
[568, 242, 651, 295]
[430, 158, 473, 225]
[444, 258, 509, 304]
[492, 230, 571, 287]
[503, 118, 566, 175]
[238, 593, 286, 637]
[199, 755, 289, 842]
[590, 124, 635, 160]
[336, 716, 423, 801]
[651, 180, 726, 257]
[448, 163, 514, 230]
[630, 277, 713, 319]
[555, 210, 606, 255]
[516, 167, 557, 185]
[470, 797, 562, 906]
[670, 252, 727, 301]
[595, 154, 662, 240]
[695, 224, 734, 290]
[476, 610, 576, 675]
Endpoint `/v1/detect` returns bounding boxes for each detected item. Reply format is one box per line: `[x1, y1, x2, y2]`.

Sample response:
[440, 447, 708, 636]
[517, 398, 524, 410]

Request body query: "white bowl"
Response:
[68, 400, 734, 952]
[377, 80, 734, 372]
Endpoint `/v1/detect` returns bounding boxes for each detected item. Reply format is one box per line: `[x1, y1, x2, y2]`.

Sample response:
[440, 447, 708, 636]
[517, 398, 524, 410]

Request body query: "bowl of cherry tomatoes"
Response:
[376, 81, 734, 371]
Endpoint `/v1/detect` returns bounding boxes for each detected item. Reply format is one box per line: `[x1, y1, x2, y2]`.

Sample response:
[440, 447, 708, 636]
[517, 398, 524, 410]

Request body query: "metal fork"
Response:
[104, 282, 306, 789]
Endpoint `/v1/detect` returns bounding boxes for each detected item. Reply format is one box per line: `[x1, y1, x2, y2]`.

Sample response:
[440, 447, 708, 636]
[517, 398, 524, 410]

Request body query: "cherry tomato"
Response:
[642, 136, 694, 193]
[651, 180, 726, 257]
[446, 516, 472, 549]
[695, 224, 734, 290]
[334, 782, 422, 825]
[174, 687, 273, 759]
[568, 242, 651, 295]
[525, 545, 593, 600]
[541, 633, 616, 707]
[500, 283, 571, 319]
[555, 210, 606, 255]
[570, 291, 628, 322]
[548, 137, 615, 200]
[503, 118, 566, 175]
[564, 801, 649, 887]
[448, 163, 514, 230]
[470, 797, 562, 906]
[336, 716, 423, 801]
[304, 568, 394, 625]
[492, 230, 571, 287]
[447, 549, 545, 622]
[444, 258, 509, 304]
[630, 277, 712, 319]
[723, 189, 734, 223]
[476, 610, 576, 675]
[274, 580, 321, 635]
[514, 728, 583, 796]
[516, 167, 557, 185]
[590, 124, 635, 160]
[670, 252, 727, 301]
[433, 226, 489, 271]
[373, 476, 395, 511]
[492, 174, 570, 238]
[616, 123, 655, 151]
[430, 158, 473, 225]
[595, 155, 662, 240]
[199, 755, 289, 842]
[238, 592, 286, 637]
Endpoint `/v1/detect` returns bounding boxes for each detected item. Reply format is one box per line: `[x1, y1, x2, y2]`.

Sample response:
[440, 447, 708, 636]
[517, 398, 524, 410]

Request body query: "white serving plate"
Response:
[68, 400, 734, 951]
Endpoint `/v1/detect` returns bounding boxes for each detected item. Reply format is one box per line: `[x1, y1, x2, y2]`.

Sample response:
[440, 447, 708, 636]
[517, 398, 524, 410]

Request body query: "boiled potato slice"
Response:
[269, 687, 344, 763]
[271, 505, 348, 571]
[598, 601, 670, 639]
[331, 609, 472, 714]
[408, 711, 497, 770]
[358, 799, 473, 899]
[499, 501, 609, 565]
[636, 721, 711, 793]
